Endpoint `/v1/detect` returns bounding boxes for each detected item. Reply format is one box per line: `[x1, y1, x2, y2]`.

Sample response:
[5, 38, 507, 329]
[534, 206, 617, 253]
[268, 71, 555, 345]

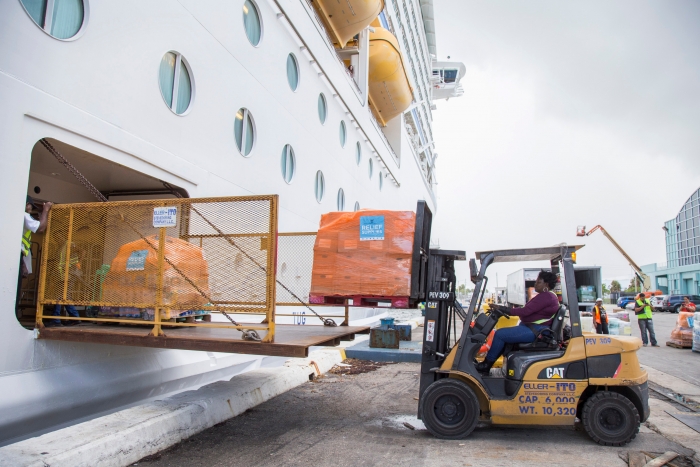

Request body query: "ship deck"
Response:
[37, 323, 370, 358]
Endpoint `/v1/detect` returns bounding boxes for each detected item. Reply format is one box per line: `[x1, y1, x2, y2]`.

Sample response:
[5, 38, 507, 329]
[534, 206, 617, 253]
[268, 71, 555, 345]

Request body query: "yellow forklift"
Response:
[416, 245, 649, 445]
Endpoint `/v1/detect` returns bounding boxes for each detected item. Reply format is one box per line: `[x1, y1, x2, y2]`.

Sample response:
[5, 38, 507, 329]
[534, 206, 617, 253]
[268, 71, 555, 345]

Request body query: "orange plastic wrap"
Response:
[669, 327, 693, 347]
[678, 312, 694, 328]
[102, 235, 210, 309]
[310, 210, 415, 298]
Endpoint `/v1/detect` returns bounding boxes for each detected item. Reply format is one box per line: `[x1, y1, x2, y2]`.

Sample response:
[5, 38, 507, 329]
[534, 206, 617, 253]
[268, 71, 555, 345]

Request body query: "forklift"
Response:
[407, 204, 649, 446]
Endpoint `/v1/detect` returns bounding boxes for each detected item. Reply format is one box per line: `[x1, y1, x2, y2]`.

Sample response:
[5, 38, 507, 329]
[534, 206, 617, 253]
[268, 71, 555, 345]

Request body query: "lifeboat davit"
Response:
[312, 0, 384, 47]
[368, 27, 413, 126]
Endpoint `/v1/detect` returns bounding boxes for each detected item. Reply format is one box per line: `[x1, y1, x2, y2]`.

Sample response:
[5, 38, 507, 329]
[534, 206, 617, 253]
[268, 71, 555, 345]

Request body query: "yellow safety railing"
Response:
[37, 196, 278, 341]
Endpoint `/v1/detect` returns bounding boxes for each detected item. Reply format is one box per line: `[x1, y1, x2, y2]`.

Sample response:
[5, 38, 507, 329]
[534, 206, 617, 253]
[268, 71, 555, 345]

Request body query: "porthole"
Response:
[318, 93, 327, 124]
[315, 170, 325, 203]
[20, 0, 87, 40]
[355, 142, 361, 165]
[287, 53, 299, 91]
[234, 108, 256, 157]
[368, 158, 374, 179]
[354, 201, 360, 212]
[337, 188, 345, 211]
[281, 144, 295, 184]
[242, 0, 262, 46]
[339, 121, 347, 147]
[379, 171, 384, 191]
[159, 52, 194, 115]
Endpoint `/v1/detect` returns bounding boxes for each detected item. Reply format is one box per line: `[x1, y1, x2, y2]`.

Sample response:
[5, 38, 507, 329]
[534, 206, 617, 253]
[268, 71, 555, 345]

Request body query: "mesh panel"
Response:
[276, 233, 316, 305]
[38, 196, 278, 321]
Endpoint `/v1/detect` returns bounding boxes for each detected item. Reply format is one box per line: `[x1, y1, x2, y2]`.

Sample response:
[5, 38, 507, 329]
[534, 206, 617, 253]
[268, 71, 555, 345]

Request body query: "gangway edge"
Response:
[37, 324, 369, 358]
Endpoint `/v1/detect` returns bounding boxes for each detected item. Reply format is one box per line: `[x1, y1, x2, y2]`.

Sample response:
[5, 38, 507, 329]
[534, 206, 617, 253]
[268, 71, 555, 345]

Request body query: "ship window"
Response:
[287, 53, 299, 91]
[318, 93, 327, 124]
[354, 201, 360, 212]
[355, 142, 361, 165]
[368, 158, 373, 179]
[159, 52, 194, 115]
[443, 69, 459, 83]
[337, 188, 345, 211]
[339, 121, 347, 147]
[243, 0, 262, 46]
[20, 0, 87, 40]
[234, 108, 255, 157]
[315, 170, 325, 203]
[280, 144, 295, 184]
[379, 171, 383, 191]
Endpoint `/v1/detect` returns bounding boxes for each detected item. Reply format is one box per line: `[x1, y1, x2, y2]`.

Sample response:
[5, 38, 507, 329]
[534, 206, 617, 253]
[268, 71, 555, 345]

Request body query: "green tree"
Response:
[624, 277, 641, 293]
[610, 280, 621, 293]
[602, 283, 610, 295]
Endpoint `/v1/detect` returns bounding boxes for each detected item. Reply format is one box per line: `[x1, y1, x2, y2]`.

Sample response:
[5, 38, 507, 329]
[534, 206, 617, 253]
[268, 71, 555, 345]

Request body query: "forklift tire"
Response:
[421, 379, 479, 440]
[582, 391, 640, 446]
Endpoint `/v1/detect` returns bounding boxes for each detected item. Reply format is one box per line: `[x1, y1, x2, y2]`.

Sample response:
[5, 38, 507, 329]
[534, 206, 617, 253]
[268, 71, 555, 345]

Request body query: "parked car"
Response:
[617, 296, 638, 309]
[650, 295, 667, 312]
[661, 295, 700, 313]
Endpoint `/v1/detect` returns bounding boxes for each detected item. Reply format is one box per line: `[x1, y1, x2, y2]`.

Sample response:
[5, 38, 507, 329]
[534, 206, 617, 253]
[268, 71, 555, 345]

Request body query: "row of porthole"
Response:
[314, 166, 384, 211]
[20, 0, 385, 205]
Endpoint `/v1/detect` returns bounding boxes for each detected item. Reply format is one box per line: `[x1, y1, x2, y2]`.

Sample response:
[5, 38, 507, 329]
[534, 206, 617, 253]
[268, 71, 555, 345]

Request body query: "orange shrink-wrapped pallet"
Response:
[310, 210, 415, 298]
[668, 312, 694, 347]
[103, 235, 210, 308]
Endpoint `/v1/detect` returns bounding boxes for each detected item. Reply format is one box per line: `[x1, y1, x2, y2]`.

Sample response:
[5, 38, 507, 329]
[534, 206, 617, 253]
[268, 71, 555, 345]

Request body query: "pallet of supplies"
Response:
[607, 318, 631, 336]
[668, 312, 694, 348]
[309, 210, 415, 302]
[101, 234, 211, 318]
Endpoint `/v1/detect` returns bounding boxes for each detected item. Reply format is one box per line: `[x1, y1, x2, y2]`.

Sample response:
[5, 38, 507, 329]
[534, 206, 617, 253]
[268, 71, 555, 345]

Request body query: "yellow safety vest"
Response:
[635, 299, 653, 319]
[21, 230, 31, 256]
[58, 249, 81, 276]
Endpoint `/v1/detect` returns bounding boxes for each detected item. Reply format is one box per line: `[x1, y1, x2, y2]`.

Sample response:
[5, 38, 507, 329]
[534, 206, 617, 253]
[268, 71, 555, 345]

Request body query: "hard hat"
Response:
[595, 298, 603, 302]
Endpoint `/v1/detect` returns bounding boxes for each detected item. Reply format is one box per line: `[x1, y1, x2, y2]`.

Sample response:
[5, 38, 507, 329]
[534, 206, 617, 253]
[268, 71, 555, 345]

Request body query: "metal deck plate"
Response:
[37, 323, 369, 358]
[667, 412, 700, 434]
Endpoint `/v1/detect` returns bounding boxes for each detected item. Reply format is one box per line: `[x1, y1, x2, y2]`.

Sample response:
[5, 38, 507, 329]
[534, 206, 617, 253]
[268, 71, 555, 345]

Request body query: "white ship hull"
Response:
[0, 0, 457, 445]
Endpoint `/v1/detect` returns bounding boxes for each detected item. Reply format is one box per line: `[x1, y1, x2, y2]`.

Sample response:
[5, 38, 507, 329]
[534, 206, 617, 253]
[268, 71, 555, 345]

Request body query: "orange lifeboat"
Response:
[312, 0, 384, 47]
[368, 26, 413, 126]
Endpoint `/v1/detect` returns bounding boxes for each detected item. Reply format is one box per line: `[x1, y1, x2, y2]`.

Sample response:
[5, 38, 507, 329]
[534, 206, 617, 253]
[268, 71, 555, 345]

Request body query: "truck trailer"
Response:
[506, 266, 602, 312]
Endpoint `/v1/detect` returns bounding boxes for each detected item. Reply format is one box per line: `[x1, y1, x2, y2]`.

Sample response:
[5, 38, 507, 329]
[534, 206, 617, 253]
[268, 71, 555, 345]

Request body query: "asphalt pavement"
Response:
[131, 311, 700, 467]
[632, 311, 700, 385]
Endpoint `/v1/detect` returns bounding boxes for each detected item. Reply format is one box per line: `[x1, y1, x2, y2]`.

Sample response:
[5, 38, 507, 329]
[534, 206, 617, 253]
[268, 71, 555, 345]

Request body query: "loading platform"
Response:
[37, 323, 369, 358]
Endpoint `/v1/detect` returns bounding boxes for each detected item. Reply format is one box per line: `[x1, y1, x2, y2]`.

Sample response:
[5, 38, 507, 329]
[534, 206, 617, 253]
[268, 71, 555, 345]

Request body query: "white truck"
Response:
[506, 266, 602, 312]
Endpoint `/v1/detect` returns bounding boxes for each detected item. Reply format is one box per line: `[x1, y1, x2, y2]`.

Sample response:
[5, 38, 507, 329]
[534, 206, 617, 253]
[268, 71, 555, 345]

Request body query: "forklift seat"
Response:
[512, 305, 567, 351]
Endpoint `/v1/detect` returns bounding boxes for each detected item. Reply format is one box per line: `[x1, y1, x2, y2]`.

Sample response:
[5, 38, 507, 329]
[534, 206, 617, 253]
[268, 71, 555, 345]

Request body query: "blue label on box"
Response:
[360, 215, 384, 241]
[126, 250, 148, 271]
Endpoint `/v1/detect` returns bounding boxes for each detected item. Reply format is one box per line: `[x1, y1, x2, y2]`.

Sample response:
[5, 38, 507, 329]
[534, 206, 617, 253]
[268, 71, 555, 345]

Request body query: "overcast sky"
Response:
[429, 0, 700, 289]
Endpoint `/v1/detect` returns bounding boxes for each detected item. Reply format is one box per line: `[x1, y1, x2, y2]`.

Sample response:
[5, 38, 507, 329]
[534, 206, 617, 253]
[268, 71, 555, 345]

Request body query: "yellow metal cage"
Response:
[37, 196, 278, 341]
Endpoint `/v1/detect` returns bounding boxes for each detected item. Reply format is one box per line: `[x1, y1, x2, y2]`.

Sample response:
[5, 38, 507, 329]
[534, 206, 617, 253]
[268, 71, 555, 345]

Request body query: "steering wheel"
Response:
[488, 304, 511, 319]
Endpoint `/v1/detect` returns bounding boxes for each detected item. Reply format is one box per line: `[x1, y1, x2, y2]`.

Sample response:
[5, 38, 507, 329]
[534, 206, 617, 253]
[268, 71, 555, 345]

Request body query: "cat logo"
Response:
[546, 367, 565, 379]
[508, 369, 514, 376]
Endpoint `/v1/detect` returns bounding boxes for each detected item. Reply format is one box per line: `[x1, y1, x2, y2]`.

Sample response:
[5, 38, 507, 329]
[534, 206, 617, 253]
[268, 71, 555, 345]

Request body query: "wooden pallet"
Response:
[666, 341, 692, 349]
[309, 294, 410, 308]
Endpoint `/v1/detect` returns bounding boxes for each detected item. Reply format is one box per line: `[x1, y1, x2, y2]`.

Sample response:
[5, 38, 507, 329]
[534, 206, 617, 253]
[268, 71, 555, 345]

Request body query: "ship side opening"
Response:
[16, 138, 188, 329]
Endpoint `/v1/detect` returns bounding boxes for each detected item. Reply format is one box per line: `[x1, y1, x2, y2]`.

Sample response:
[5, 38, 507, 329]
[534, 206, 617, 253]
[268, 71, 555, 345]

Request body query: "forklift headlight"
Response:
[571, 252, 577, 264]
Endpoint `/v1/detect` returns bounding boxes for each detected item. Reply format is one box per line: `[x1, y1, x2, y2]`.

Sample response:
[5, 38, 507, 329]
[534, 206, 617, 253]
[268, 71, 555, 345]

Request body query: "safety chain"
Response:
[40, 139, 262, 341]
[165, 183, 337, 327]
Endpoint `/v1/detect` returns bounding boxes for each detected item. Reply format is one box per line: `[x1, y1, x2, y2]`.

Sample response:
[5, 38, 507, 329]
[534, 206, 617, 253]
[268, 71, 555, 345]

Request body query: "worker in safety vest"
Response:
[593, 298, 609, 335]
[17, 197, 52, 317]
[634, 293, 658, 347]
[49, 241, 83, 327]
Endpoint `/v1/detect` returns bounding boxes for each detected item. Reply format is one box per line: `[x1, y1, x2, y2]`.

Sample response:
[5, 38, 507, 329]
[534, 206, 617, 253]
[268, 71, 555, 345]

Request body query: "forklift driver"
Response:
[476, 270, 559, 374]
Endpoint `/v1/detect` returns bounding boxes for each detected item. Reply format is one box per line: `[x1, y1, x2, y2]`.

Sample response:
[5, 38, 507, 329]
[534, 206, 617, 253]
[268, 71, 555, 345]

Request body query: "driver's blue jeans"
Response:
[485, 324, 547, 363]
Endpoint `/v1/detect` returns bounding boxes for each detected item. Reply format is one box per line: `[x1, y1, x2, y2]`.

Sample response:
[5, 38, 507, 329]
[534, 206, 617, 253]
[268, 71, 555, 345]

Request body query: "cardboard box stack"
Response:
[310, 210, 415, 298]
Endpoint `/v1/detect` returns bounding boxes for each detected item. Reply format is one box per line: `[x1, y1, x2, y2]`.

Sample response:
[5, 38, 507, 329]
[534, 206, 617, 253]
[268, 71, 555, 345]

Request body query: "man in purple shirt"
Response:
[476, 270, 561, 374]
